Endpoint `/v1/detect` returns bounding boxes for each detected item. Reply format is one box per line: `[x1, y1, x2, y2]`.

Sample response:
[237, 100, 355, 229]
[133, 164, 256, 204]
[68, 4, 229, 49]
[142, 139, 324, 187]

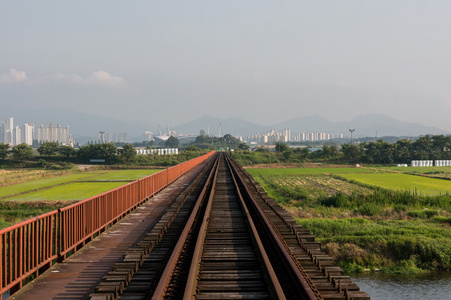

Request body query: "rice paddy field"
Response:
[0, 169, 161, 200]
[247, 165, 451, 273]
[339, 173, 451, 196]
[0, 168, 161, 228]
[5, 182, 128, 201]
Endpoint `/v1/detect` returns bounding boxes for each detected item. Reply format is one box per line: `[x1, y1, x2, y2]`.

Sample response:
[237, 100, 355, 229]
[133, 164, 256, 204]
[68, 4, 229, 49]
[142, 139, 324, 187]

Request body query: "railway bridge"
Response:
[2, 152, 369, 299]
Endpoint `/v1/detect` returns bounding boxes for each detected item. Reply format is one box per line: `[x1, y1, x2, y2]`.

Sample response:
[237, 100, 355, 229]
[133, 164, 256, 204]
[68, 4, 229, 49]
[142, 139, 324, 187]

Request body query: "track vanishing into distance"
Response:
[88, 152, 369, 300]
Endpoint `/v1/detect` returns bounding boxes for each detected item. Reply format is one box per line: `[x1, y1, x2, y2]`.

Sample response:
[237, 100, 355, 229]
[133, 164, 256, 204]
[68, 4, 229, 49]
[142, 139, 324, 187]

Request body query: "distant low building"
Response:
[136, 148, 179, 155]
[293, 132, 344, 142]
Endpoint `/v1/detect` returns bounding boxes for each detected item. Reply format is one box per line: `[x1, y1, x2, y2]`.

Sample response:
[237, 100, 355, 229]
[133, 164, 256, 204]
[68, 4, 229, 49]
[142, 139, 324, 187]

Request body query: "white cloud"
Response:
[0, 68, 28, 83]
[87, 71, 126, 88]
[27, 70, 126, 88]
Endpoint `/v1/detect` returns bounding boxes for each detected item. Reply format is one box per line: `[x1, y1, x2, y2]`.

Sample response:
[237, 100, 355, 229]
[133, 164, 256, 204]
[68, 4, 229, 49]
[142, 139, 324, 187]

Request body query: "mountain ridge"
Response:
[2, 107, 449, 141]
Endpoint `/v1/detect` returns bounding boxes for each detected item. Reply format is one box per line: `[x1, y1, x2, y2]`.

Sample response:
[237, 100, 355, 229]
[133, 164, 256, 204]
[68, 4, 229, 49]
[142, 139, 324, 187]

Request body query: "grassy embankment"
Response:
[0, 169, 161, 229]
[247, 166, 451, 274]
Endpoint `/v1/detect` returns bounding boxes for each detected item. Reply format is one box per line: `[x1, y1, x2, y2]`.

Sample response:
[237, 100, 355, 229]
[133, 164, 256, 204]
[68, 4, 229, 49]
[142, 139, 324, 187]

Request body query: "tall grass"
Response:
[298, 218, 451, 271]
[250, 169, 451, 272]
[0, 201, 73, 229]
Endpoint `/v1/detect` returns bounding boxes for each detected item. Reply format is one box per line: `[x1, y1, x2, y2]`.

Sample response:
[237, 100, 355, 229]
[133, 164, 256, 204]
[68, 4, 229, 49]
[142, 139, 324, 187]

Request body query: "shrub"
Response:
[407, 209, 440, 219]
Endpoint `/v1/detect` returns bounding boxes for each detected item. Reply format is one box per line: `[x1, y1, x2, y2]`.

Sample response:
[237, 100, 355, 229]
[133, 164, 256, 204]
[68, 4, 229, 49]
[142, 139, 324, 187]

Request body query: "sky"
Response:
[1, 1, 451, 131]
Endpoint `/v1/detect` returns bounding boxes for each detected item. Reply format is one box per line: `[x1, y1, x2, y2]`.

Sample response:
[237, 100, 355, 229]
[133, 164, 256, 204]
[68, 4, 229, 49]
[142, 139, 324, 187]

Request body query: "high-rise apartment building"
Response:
[20, 123, 34, 145]
[0, 122, 6, 144]
[35, 124, 73, 145]
[1, 118, 74, 146]
[247, 129, 291, 144]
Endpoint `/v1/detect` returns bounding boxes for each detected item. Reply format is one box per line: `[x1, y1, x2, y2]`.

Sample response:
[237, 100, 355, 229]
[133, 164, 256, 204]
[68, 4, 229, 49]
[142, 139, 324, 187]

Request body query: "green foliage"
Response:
[37, 142, 59, 156]
[238, 143, 249, 150]
[310, 145, 341, 160]
[0, 201, 75, 229]
[46, 161, 74, 170]
[77, 143, 118, 163]
[250, 166, 451, 272]
[189, 133, 246, 150]
[0, 143, 9, 160]
[430, 216, 451, 226]
[275, 142, 289, 153]
[11, 143, 33, 160]
[165, 136, 179, 148]
[341, 144, 364, 162]
[382, 257, 424, 274]
[364, 140, 395, 164]
[133, 150, 209, 166]
[58, 145, 76, 158]
[247, 167, 377, 176]
[407, 209, 440, 219]
[184, 146, 201, 152]
[255, 147, 271, 153]
[298, 218, 451, 271]
[38, 159, 48, 168]
[119, 144, 137, 164]
[231, 151, 278, 165]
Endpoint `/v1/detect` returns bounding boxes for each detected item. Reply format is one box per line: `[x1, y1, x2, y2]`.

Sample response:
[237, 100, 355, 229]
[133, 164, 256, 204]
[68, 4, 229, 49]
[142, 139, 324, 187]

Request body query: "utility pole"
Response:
[349, 129, 355, 145]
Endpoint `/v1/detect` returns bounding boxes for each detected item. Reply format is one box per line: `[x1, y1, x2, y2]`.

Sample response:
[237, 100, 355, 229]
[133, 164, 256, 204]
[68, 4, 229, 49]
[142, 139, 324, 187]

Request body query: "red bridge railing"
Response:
[0, 151, 215, 297]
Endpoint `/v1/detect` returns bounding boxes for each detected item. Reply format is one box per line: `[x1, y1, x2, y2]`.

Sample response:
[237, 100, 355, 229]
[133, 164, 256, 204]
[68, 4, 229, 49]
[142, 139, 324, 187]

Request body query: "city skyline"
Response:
[0, 117, 74, 146]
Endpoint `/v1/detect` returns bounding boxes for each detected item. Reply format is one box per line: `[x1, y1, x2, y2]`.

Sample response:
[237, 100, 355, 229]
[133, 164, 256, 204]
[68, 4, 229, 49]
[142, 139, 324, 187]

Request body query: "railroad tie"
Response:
[89, 293, 115, 300]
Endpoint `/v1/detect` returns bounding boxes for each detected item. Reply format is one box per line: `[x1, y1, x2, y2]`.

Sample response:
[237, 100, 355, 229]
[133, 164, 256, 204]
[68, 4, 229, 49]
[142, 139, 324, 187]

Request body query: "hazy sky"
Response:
[1, 1, 451, 130]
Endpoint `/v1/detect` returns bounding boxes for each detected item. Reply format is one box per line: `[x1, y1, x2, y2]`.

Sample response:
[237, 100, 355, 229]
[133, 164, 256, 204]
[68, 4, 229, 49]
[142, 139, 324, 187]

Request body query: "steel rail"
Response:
[182, 153, 220, 299]
[182, 153, 285, 299]
[224, 154, 286, 299]
[229, 156, 326, 299]
[151, 154, 220, 299]
[225, 153, 321, 300]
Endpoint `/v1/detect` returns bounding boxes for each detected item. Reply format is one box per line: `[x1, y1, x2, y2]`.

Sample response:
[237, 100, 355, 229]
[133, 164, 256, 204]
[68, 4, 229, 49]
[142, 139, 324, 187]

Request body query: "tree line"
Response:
[0, 141, 207, 167]
[342, 135, 451, 164]
[276, 134, 451, 164]
[232, 135, 451, 165]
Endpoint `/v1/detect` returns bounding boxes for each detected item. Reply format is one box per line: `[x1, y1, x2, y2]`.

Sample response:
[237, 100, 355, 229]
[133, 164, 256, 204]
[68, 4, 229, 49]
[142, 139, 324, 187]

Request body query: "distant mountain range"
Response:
[271, 114, 450, 137]
[2, 106, 449, 142]
[174, 114, 449, 138]
[172, 116, 269, 137]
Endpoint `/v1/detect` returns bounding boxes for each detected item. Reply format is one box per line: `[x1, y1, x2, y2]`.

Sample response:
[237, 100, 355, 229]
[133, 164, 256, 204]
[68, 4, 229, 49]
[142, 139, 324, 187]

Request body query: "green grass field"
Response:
[0, 173, 99, 198]
[0, 169, 160, 201]
[79, 169, 161, 181]
[3, 182, 129, 201]
[340, 173, 451, 196]
[0, 168, 161, 229]
[371, 166, 451, 173]
[247, 167, 378, 176]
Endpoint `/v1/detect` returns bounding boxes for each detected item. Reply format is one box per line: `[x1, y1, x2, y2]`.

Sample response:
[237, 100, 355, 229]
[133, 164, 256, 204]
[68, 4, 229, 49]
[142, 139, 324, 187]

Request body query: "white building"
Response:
[2, 118, 74, 146]
[293, 132, 344, 142]
[35, 124, 73, 145]
[0, 122, 6, 144]
[20, 123, 34, 145]
[247, 129, 291, 144]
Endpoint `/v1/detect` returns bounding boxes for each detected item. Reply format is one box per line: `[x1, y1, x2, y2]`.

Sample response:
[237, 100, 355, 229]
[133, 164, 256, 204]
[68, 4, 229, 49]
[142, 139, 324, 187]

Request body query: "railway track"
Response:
[90, 153, 369, 300]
